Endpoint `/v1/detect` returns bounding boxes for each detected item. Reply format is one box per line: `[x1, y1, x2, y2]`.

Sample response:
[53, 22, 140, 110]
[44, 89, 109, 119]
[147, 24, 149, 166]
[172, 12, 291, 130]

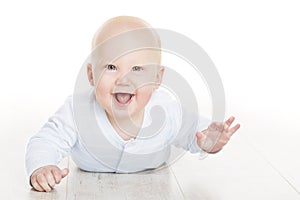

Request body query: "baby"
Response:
[26, 16, 240, 192]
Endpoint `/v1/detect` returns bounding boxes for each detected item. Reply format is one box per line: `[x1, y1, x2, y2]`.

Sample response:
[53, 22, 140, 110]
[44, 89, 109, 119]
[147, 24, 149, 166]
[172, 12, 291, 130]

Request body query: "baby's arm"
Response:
[171, 108, 211, 153]
[25, 96, 77, 192]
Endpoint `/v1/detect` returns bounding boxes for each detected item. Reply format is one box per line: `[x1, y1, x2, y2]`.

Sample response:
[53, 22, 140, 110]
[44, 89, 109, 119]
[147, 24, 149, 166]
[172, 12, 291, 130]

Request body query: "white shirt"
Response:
[25, 89, 210, 179]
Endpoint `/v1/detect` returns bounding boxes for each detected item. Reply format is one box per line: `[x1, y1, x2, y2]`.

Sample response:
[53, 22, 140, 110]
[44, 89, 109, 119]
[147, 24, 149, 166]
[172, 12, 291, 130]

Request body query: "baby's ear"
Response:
[87, 63, 94, 86]
[155, 67, 164, 89]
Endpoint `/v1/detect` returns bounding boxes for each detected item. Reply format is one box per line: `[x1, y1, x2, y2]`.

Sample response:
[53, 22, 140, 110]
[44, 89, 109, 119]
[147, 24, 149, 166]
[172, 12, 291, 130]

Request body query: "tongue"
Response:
[115, 93, 132, 104]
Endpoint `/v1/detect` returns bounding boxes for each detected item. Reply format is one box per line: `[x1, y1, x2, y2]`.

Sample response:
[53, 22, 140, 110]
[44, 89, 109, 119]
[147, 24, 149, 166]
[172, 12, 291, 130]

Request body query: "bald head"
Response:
[92, 16, 160, 50]
[89, 16, 161, 69]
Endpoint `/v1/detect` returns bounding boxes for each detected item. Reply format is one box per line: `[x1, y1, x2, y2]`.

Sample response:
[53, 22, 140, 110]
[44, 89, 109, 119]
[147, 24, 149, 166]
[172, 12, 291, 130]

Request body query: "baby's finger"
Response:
[228, 123, 241, 137]
[45, 172, 56, 188]
[36, 174, 52, 192]
[31, 175, 44, 192]
[196, 132, 203, 140]
[61, 168, 69, 178]
[224, 116, 235, 130]
[52, 168, 62, 184]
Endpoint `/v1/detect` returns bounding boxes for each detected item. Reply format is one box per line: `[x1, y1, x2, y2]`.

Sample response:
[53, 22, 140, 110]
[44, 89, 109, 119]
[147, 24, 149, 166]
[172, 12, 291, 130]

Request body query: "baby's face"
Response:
[93, 50, 163, 120]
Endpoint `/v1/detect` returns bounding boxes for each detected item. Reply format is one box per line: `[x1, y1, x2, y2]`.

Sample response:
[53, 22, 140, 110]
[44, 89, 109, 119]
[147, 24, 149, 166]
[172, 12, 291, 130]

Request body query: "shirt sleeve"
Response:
[25, 96, 78, 180]
[172, 107, 211, 154]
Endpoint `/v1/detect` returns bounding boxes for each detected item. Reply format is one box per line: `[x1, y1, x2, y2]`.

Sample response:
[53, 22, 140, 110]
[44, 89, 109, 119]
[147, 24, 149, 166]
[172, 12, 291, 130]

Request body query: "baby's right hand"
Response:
[30, 165, 69, 192]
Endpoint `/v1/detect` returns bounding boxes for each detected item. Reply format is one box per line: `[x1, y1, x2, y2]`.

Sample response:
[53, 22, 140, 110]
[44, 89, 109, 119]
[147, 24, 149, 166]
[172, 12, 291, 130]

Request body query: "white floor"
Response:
[0, 97, 300, 200]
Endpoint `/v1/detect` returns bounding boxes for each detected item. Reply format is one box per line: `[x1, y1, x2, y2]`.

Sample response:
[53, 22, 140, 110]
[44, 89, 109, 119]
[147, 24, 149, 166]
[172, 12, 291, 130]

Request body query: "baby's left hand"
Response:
[196, 116, 240, 153]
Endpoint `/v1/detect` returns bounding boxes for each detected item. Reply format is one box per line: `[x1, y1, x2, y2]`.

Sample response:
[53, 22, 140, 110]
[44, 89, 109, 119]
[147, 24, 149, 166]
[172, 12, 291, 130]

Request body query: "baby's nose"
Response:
[115, 72, 132, 85]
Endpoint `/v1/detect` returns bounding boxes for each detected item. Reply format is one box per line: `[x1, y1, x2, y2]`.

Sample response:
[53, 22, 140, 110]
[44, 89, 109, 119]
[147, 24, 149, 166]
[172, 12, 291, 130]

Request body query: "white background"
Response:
[0, 0, 299, 196]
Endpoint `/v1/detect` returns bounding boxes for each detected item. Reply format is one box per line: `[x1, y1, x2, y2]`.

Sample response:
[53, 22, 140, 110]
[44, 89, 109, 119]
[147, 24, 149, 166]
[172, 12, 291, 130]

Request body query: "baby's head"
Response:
[87, 16, 164, 122]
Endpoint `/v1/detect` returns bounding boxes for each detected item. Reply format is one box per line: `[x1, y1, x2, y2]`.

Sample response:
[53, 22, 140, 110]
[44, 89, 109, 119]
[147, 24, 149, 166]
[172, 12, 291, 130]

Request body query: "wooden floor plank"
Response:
[171, 135, 300, 200]
[66, 159, 184, 200]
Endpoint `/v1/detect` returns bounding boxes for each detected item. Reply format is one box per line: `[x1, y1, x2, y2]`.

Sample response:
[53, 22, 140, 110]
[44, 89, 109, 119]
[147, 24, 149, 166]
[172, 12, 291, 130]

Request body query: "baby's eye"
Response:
[132, 66, 143, 72]
[106, 64, 117, 71]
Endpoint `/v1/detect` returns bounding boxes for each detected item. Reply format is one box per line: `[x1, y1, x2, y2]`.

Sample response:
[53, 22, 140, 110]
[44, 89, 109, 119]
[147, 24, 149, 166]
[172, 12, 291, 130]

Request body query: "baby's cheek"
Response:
[95, 83, 111, 107]
[135, 87, 154, 106]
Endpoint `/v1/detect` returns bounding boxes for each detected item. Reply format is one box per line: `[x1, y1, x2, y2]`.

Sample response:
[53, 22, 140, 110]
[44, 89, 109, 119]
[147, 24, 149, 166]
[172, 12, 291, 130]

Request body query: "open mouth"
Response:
[113, 93, 135, 106]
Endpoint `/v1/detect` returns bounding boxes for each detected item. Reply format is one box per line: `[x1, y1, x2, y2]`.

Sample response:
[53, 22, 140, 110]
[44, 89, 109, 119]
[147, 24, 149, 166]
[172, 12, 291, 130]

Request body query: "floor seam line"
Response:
[242, 135, 300, 196]
[170, 165, 186, 199]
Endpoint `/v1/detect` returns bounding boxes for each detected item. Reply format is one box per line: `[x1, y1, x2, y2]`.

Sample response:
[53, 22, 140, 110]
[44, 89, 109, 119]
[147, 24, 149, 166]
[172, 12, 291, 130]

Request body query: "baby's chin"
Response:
[104, 103, 141, 120]
[109, 108, 133, 119]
